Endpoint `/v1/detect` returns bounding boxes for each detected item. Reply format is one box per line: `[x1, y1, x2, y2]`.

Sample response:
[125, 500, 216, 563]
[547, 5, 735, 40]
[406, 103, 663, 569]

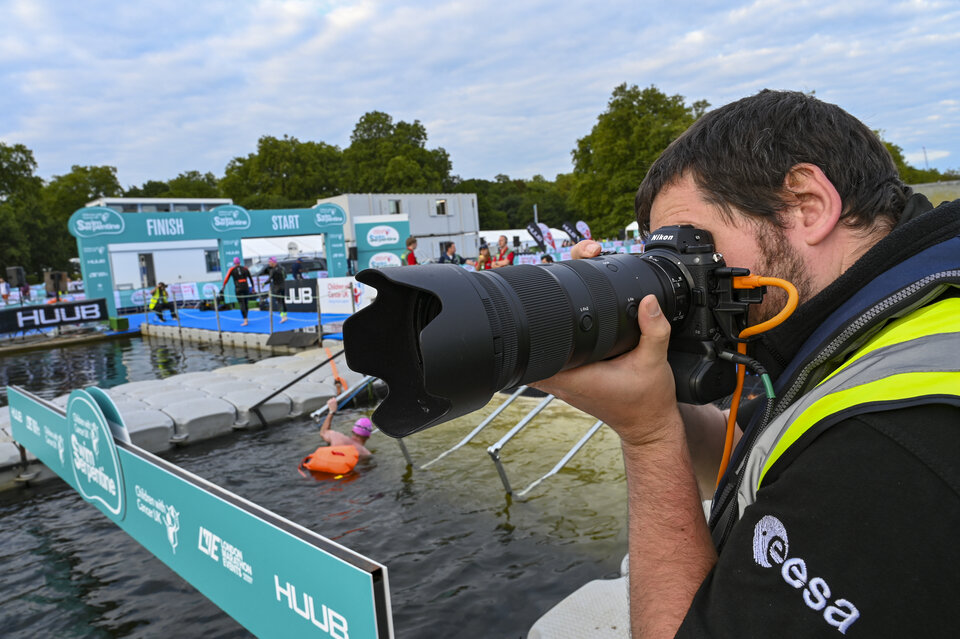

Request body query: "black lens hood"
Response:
[344, 265, 503, 437]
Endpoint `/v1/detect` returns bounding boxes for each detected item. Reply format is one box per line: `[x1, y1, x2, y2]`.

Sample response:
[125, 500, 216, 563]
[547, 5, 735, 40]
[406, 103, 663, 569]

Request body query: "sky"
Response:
[2, 0, 959, 189]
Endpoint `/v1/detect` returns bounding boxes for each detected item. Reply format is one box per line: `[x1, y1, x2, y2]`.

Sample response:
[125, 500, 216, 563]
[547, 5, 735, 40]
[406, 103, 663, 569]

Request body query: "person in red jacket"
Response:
[492, 235, 515, 268]
[402, 236, 419, 265]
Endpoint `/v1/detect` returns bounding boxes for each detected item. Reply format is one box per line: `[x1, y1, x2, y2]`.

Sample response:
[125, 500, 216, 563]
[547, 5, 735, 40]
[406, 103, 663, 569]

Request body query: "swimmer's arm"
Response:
[319, 398, 338, 438]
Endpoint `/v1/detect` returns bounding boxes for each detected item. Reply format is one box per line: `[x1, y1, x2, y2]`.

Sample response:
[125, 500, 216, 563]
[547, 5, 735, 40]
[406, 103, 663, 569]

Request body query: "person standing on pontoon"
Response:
[263, 257, 288, 324]
[319, 398, 372, 457]
[221, 257, 254, 327]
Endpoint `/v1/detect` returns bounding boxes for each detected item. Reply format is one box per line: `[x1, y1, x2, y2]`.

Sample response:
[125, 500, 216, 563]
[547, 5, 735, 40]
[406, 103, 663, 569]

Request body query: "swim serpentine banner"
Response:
[7, 386, 393, 639]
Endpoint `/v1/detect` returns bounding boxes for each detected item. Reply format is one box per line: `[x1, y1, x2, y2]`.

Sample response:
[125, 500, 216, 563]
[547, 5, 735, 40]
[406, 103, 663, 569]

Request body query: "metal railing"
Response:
[309, 375, 378, 421]
[249, 348, 344, 427]
[419, 385, 529, 470]
[516, 419, 605, 497]
[486, 394, 555, 494]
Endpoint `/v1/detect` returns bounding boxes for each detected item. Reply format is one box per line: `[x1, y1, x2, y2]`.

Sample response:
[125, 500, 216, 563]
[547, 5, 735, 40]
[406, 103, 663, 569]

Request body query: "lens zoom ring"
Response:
[476, 275, 518, 388]
[562, 259, 620, 357]
[496, 266, 572, 381]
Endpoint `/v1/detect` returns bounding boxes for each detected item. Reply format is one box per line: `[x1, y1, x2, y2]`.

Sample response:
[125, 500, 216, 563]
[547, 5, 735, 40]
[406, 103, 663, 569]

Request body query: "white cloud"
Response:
[2, 0, 960, 186]
[904, 149, 950, 165]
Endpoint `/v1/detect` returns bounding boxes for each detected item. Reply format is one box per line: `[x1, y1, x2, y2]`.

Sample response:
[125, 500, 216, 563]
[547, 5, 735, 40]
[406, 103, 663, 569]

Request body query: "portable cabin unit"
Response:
[317, 193, 480, 262]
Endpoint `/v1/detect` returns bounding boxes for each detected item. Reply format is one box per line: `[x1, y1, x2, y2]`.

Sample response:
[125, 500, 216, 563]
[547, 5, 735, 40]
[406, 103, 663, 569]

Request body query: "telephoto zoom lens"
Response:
[343, 243, 696, 437]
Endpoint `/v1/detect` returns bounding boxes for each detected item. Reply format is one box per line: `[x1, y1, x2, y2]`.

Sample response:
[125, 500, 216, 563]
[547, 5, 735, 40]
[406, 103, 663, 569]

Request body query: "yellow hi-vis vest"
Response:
[733, 294, 960, 516]
[148, 289, 167, 310]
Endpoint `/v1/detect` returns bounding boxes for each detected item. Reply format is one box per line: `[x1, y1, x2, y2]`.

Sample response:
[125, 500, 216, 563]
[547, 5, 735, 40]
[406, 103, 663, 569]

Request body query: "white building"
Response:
[317, 193, 480, 262]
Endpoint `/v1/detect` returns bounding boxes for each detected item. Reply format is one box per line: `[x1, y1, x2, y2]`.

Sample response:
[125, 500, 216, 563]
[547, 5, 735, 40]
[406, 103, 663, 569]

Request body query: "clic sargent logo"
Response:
[135, 484, 181, 554]
[753, 515, 860, 634]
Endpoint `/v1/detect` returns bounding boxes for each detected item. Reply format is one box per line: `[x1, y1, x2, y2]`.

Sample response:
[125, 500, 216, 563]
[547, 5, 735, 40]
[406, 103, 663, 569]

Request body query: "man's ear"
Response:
[783, 163, 842, 246]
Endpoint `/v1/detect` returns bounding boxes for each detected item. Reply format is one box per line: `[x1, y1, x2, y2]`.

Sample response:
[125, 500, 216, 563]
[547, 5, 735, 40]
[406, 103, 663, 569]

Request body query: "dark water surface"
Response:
[0, 336, 268, 407]
[0, 338, 628, 638]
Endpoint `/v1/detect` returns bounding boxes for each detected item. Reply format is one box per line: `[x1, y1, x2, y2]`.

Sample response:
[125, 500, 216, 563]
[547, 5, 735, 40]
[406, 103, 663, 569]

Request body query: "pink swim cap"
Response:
[352, 417, 373, 437]
[233, 257, 241, 265]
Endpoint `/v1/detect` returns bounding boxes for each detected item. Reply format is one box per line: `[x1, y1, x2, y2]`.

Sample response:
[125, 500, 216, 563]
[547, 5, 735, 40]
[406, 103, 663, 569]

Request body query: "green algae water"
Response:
[0, 339, 628, 637]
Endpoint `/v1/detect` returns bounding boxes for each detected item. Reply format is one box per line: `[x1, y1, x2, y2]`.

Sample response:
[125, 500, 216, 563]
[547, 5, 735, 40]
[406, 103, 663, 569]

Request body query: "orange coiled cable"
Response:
[714, 275, 799, 487]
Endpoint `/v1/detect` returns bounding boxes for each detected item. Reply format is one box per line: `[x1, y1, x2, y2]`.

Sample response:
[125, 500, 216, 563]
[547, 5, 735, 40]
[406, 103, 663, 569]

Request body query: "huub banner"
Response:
[284, 280, 320, 313]
[0, 298, 109, 333]
[8, 386, 392, 638]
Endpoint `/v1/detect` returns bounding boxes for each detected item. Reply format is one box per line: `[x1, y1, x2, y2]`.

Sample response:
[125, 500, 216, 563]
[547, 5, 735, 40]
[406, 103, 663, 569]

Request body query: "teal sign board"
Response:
[69, 204, 350, 315]
[8, 386, 393, 638]
[354, 218, 410, 271]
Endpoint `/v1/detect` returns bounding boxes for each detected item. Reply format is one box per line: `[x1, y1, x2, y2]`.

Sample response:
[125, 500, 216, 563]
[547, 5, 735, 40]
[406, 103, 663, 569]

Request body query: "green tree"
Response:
[571, 84, 707, 238]
[0, 142, 43, 272]
[519, 174, 575, 230]
[220, 135, 342, 208]
[125, 179, 171, 197]
[342, 112, 451, 192]
[41, 165, 122, 270]
[166, 171, 219, 197]
[878, 135, 959, 185]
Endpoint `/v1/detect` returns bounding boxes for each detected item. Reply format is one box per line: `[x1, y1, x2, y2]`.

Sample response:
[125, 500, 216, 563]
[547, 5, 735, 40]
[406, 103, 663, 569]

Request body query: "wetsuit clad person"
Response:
[263, 257, 288, 323]
[319, 398, 372, 457]
[534, 90, 960, 638]
[221, 257, 254, 327]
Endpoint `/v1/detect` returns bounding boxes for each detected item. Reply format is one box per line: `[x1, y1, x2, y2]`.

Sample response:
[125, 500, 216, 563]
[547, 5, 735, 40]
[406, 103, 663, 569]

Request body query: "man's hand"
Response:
[532, 239, 717, 638]
[326, 398, 338, 415]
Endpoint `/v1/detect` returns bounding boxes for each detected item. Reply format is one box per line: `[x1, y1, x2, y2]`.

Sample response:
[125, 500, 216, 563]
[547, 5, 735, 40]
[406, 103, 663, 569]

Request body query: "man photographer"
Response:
[534, 90, 960, 637]
[149, 282, 177, 322]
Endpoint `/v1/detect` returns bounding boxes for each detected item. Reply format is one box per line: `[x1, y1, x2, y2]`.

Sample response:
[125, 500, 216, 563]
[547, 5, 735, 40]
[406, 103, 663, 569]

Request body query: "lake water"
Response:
[0, 337, 628, 638]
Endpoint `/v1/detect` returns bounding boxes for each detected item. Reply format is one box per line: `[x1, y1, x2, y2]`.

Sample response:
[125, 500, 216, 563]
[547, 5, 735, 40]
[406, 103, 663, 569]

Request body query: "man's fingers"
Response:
[570, 240, 601, 260]
[635, 295, 671, 364]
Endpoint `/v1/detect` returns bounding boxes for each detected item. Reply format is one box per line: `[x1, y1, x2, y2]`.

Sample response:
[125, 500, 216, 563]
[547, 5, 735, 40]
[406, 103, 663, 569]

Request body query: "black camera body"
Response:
[343, 225, 765, 437]
[641, 226, 762, 407]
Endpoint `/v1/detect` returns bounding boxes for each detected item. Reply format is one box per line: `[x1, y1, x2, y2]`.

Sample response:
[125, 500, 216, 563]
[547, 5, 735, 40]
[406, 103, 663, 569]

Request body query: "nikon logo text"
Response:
[650, 233, 674, 241]
[753, 515, 859, 634]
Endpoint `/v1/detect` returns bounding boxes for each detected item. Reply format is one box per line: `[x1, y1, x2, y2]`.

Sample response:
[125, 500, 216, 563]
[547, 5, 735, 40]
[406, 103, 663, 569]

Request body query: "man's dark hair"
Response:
[635, 90, 909, 233]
